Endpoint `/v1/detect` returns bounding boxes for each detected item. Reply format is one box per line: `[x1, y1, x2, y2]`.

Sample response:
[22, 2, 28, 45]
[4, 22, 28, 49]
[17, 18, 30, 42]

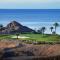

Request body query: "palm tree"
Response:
[41, 27, 46, 35]
[53, 22, 59, 34]
[50, 27, 54, 34]
[0, 24, 3, 34]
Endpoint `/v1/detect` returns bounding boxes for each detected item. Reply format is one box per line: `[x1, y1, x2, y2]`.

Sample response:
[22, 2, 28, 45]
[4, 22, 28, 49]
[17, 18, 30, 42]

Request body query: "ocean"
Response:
[0, 9, 60, 34]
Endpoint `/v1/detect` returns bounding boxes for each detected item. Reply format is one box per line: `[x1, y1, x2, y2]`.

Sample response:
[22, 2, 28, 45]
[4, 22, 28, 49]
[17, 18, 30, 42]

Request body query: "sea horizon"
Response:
[0, 9, 60, 34]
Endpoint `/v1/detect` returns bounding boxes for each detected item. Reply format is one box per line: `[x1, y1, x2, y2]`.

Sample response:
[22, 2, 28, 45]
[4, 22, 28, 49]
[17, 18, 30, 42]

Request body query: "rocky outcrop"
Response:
[2, 21, 35, 34]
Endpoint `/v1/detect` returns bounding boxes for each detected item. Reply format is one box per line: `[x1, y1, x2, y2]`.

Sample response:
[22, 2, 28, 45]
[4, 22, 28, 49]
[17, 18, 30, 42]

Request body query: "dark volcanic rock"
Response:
[2, 21, 34, 34]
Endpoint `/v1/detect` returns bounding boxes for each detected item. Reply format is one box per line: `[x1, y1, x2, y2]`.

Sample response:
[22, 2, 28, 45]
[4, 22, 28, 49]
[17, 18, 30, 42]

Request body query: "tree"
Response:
[16, 33, 20, 39]
[53, 22, 59, 34]
[37, 28, 42, 34]
[0, 24, 3, 34]
[52, 31, 55, 35]
[37, 29, 42, 34]
[50, 27, 54, 34]
[41, 27, 46, 35]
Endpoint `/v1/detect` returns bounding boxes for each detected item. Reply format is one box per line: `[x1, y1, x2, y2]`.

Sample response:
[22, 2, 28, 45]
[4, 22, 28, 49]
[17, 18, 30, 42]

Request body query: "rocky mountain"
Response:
[2, 21, 35, 34]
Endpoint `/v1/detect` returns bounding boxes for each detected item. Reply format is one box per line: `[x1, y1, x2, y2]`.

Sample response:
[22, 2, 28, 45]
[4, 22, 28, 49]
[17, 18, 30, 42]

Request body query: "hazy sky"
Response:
[0, 0, 60, 9]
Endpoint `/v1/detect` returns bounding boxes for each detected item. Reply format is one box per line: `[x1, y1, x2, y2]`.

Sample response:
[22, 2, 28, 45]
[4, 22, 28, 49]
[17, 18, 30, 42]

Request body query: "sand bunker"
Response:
[11, 36, 30, 39]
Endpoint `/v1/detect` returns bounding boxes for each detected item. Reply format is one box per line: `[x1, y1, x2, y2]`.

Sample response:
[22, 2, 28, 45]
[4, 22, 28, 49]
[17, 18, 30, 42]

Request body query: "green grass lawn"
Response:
[0, 34, 60, 42]
[20, 34, 60, 42]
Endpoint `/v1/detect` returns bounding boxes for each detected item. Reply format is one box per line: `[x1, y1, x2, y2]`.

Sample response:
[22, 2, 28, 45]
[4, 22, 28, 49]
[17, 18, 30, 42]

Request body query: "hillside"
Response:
[2, 21, 35, 34]
[0, 40, 60, 60]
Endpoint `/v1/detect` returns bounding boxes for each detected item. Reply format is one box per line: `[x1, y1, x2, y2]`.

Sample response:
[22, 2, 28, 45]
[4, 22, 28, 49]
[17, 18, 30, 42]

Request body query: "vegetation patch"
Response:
[0, 34, 60, 44]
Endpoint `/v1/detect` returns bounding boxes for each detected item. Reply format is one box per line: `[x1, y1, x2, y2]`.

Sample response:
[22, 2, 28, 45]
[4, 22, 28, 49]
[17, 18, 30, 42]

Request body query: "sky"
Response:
[0, 0, 60, 9]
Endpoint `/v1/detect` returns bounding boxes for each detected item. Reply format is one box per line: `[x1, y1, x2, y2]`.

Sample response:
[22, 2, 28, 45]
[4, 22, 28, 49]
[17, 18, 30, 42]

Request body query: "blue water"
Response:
[0, 9, 60, 13]
[0, 9, 60, 34]
[0, 9, 60, 22]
